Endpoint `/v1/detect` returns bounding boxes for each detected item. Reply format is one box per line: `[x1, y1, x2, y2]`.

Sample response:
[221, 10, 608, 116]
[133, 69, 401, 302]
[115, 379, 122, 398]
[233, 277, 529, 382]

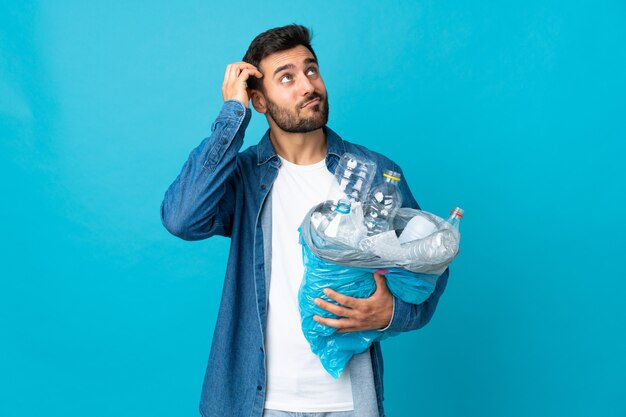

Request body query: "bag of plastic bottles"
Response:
[298, 202, 462, 378]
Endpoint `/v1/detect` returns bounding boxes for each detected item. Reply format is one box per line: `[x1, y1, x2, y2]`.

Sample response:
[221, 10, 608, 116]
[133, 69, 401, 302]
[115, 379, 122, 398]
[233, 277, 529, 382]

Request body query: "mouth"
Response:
[301, 97, 321, 109]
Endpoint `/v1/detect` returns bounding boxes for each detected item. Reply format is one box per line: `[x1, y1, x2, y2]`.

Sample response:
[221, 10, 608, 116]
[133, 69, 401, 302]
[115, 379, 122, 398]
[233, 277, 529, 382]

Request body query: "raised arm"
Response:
[160, 62, 262, 240]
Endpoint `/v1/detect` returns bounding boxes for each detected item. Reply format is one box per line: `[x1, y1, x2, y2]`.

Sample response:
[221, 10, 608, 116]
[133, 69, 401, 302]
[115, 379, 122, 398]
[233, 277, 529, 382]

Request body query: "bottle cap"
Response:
[450, 207, 464, 218]
[383, 170, 401, 182]
[336, 199, 351, 214]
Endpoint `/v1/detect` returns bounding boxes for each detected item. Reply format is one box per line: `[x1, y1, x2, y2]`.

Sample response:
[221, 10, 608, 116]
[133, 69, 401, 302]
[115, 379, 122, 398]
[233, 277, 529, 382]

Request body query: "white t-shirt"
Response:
[264, 156, 354, 412]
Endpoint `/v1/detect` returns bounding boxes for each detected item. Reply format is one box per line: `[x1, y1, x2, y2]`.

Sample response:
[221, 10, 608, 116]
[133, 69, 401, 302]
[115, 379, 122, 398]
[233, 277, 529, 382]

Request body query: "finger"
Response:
[223, 64, 234, 85]
[227, 63, 247, 82]
[323, 288, 357, 309]
[228, 64, 240, 82]
[373, 272, 389, 294]
[227, 62, 261, 79]
[222, 65, 239, 97]
[336, 327, 360, 333]
[234, 61, 262, 74]
[314, 297, 354, 318]
[238, 68, 255, 83]
[238, 68, 263, 82]
[250, 68, 264, 79]
[313, 315, 354, 329]
[229, 61, 256, 69]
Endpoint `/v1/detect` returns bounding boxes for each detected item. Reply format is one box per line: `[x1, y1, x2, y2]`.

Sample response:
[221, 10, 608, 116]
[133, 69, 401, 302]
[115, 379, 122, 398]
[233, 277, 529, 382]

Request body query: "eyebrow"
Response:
[272, 58, 318, 77]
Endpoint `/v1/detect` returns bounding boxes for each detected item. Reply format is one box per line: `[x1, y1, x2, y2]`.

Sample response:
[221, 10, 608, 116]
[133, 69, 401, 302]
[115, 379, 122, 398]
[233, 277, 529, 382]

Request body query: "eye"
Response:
[280, 74, 292, 84]
[306, 67, 318, 76]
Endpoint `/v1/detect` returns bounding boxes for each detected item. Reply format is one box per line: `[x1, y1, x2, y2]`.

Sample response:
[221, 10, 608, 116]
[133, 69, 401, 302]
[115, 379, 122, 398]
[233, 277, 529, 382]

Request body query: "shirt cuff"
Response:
[216, 100, 251, 123]
[378, 297, 395, 331]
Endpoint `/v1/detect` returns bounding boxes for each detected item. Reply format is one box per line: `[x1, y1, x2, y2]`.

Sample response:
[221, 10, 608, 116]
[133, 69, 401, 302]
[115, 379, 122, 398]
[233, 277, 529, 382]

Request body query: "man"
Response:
[161, 24, 448, 417]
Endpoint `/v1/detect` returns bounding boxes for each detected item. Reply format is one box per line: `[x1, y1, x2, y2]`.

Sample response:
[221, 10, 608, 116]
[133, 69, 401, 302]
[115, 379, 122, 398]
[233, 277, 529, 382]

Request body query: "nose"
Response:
[297, 74, 315, 95]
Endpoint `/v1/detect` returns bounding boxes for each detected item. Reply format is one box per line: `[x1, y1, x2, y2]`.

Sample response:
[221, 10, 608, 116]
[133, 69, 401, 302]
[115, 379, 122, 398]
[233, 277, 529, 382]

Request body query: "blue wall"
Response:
[2, 1, 625, 416]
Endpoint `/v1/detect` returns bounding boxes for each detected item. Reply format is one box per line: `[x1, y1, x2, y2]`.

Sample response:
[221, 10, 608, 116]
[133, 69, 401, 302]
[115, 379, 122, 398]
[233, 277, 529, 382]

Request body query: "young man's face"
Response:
[254, 45, 329, 133]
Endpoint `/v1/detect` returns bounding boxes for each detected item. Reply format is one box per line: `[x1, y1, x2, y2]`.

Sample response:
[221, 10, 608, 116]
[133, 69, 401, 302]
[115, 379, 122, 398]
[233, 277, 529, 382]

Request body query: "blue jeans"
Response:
[262, 411, 355, 417]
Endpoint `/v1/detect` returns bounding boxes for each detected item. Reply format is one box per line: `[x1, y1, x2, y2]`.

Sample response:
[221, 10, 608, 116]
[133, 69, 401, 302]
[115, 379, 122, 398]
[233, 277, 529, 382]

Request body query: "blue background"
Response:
[2, 1, 625, 416]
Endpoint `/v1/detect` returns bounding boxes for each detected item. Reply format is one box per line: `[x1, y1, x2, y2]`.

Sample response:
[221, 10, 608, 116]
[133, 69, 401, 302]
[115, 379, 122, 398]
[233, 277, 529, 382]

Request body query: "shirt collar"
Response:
[256, 126, 347, 165]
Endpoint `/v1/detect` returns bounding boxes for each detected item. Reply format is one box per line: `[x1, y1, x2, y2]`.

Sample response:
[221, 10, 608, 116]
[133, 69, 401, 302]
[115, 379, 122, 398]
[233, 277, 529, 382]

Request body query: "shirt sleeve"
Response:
[385, 267, 449, 333]
[384, 161, 450, 332]
[161, 100, 251, 240]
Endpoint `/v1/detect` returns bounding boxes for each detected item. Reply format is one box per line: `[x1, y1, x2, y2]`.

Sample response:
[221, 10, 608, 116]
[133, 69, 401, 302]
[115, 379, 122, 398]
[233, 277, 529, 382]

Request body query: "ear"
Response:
[250, 89, 267, 114]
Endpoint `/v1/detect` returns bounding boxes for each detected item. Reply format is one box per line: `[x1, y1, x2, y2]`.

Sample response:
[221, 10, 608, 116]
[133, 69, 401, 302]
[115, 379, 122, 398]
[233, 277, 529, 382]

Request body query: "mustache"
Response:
[299, 93, 324, 108]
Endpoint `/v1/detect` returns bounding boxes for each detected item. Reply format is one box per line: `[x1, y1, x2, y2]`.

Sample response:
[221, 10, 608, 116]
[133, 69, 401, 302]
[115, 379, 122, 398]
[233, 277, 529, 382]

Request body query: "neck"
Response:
[268, 124, 327, 165]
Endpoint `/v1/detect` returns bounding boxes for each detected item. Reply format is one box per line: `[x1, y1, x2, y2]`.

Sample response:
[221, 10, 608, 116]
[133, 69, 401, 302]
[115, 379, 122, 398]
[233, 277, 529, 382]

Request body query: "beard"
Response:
[265, 92, 330, 133]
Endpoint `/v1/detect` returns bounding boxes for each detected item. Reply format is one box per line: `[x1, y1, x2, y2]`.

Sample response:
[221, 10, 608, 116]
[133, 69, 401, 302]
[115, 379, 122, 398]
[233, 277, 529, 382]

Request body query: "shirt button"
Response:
[222, 139, 228, 144]
[261, 184, 266, 190]
[257, 385, 262, 391]
[260, 346, 264, 352]
[235, 110, 243, 116]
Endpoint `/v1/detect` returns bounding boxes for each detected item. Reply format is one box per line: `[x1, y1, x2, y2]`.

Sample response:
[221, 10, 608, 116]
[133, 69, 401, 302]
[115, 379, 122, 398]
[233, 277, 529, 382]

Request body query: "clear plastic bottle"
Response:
[446, 207, 463, 228]
[310, 200, 336, 231]
[327, 153, 377, 204]
[316, 199, 366, 247]
[363, 170, 403, 236]
[398, 212, 438, 244]
[403, 207, 463, 262]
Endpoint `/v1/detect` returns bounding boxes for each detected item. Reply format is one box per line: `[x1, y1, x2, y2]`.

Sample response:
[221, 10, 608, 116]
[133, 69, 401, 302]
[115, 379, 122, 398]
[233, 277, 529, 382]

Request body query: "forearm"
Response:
[161, 100, 251, 240]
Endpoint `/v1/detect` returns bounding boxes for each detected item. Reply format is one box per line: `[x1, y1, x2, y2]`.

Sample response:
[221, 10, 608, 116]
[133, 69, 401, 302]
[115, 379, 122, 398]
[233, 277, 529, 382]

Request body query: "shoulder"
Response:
[239, 145, 257, 161]
[235, 146, 259, 174]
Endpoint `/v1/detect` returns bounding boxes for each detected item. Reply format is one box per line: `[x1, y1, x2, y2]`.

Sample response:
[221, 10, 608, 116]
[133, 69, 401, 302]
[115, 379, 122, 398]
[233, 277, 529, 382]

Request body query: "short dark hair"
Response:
[242, 24, 317, 90]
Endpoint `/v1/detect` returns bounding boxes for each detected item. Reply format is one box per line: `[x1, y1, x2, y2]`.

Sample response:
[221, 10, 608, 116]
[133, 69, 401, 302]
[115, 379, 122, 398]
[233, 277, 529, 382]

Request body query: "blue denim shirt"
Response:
[161, 100, 449, 417]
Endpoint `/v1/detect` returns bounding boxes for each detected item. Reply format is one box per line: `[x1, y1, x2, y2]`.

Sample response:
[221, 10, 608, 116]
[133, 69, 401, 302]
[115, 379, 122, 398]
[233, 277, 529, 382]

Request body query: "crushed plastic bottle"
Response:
[357, 229, 402, 259]
[357, 206, 463, 266]
[402, 207, 463, 262]
[310, 200, 336, 231]
[315, 199, 367, 247]
[363, 170, 403, 236]
[398, 212, 438, 244]
[327, 154, 377, 204]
